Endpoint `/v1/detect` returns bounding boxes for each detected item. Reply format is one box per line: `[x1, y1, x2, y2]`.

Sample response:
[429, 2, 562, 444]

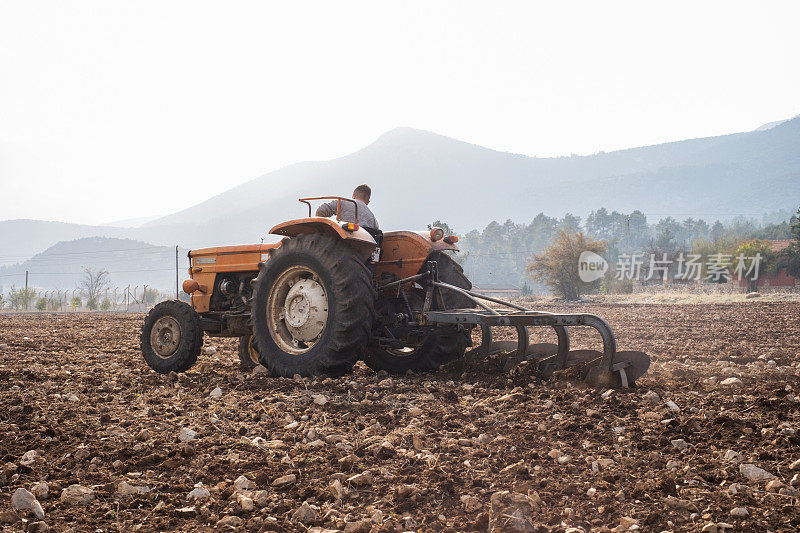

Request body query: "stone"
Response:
[112, 459, 124, 471]
[664, 496, 698, 513]
[178, 427, 197, 442]
[408, 406, 423, 417]
[344, 519, 372, 533]
[791, 473, 800, 487]
[31, 481, 49, 500]
[312, 394, 328, 405]
[216, 515, 243, 529]
[28, 522, 49, 533]
[720, 377, 742, 387]
[729, 507, 748, 518]
[790, 458, 800, 470]
[135, 429, 152, 441]
[0, 511, 20, 525]
[739, 463, 776, 481]
[619, 516, 638, 529]
[347, 471, 374, 486]
[723, 449, 742, 463]
[187, 486, 211, 501]
[233, 475, 254, 492]
[665, 400, 680, 413]
[292, 501, 318, 523]
[395, 484, 416, 500]
[20, 450, 41, 467]
[596, 457, 615, 469]
[745, 292, 761, 299]
[547, 449, 563, 460]
[701, 523, 717, 533]
[116, 481, 150, 496]
[12, 488, 45, 519]
[329, 478, 348, 500]
[461, 494, 482, 512]
[237, 494, 254, 511]
[273, 474, 297, 487]
[60, 484, 95, 505]
[209, 387, 223, 398]
[671, 439, 688, 451]
[643, 390, 660, 403]
[488, 490, 541, 532]
[766, 479, 786, 492]
[252, 490, 269, 507]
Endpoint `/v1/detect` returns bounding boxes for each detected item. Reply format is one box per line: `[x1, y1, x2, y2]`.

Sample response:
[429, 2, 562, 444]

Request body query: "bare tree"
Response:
[79, 268, 110, 303]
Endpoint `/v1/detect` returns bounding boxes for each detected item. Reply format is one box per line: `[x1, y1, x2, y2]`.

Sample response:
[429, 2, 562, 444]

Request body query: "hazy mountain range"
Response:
[0, 237, 187, 294]
[1, 116, 798, 283]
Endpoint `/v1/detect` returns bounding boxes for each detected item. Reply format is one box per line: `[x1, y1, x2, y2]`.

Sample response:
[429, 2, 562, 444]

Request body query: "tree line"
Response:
[446, 207, 797, 293]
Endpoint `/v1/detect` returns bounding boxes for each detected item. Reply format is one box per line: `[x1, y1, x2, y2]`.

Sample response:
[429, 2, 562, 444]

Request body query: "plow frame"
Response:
[378, 260, 645, 388]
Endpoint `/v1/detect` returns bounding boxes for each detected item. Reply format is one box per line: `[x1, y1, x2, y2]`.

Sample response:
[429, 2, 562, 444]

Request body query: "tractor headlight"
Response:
[429, 227, 444, 241]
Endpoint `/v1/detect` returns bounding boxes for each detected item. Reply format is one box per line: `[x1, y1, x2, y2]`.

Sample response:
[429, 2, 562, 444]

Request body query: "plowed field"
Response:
[1, 302, 799, 532]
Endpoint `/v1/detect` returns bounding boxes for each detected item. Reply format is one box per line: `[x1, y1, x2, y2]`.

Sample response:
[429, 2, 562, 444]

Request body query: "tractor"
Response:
[140, 197, 649, 388]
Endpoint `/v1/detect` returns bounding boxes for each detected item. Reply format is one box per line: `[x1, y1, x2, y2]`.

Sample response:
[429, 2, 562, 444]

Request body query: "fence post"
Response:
[176, 245, 179, 299]
[25, 271, 29, 310]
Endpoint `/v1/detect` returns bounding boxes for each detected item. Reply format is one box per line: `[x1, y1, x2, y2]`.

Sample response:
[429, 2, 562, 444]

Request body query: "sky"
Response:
[1, 1, 799, 225]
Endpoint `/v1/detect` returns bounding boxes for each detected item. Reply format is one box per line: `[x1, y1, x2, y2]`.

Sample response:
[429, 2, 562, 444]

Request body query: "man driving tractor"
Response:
[315, 184, 379, 230]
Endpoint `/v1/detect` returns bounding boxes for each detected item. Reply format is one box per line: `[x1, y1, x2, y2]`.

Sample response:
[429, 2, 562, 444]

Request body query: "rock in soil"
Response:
[59, 484, 95, 505]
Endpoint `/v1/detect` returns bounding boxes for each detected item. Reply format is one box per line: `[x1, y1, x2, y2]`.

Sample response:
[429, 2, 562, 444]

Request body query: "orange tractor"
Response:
[140, 197, 649, 387]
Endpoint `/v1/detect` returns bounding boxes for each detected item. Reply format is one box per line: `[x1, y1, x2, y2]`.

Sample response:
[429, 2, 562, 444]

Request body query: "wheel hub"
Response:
[267, 265, 329, 354]
[150, 316, 181, 358]
[284, 279, 327, 341]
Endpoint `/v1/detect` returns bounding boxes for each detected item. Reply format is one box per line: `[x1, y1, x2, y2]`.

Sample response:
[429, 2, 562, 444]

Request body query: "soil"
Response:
[1, 301, 799, 532]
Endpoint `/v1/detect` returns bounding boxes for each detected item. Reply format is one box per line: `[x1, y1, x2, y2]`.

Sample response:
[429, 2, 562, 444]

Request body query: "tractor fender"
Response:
[269, 217, 377, 261]
[376, 231, 460, 281]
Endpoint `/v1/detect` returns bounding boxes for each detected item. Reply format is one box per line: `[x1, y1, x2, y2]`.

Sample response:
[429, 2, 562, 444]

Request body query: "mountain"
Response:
[142, 117, 800, 238]
[1, 117, 799, 263]
[0, 237, 187, 292]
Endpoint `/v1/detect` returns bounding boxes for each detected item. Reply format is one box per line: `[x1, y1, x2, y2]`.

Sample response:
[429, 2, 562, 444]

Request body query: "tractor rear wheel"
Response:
[364, 252, 473, 374]
[140, 300, 203, 373]
[238, 335, 260, 370]
[364, 330, 468, 374]
[251, 233, 376, 377]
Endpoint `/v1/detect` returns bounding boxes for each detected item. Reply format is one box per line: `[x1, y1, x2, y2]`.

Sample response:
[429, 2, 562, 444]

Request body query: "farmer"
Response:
[315, 184, 379, 230]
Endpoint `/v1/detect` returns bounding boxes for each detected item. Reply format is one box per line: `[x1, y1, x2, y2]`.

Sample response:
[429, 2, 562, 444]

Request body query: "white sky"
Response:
[1, 1, 798, 225]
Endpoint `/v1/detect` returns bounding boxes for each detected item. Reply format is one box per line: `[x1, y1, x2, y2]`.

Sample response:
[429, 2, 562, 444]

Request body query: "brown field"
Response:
[1, 302, 799, 532]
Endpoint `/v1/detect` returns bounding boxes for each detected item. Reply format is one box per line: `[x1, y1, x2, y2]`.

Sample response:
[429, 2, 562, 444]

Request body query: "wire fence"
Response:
[0, 244, 188, 312]
[0, 285, 185, 313]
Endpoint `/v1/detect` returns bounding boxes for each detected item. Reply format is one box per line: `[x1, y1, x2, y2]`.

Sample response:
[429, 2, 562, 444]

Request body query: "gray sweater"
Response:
[315, 199, 379, 230]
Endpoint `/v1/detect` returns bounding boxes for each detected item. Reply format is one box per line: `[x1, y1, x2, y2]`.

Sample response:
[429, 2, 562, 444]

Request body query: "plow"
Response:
[140, 196, 650, 388]
[376, 258, 650, 388]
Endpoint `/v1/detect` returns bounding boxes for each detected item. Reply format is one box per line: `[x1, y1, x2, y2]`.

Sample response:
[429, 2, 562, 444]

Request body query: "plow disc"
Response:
[459, 319, 651, 388]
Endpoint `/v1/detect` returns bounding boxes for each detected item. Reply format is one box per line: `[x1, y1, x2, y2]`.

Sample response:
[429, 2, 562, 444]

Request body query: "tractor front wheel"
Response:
[140, 300, 203, 373]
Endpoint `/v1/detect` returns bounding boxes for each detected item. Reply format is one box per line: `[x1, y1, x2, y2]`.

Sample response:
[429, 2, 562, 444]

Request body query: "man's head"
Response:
[352, 184, 372, 204]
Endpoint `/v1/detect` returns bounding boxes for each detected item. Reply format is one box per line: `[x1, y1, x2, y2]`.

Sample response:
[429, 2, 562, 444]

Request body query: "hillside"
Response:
[143, 118, 800, 239]
[0, 237, 187, 292]
[1, 118, 799, 261]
